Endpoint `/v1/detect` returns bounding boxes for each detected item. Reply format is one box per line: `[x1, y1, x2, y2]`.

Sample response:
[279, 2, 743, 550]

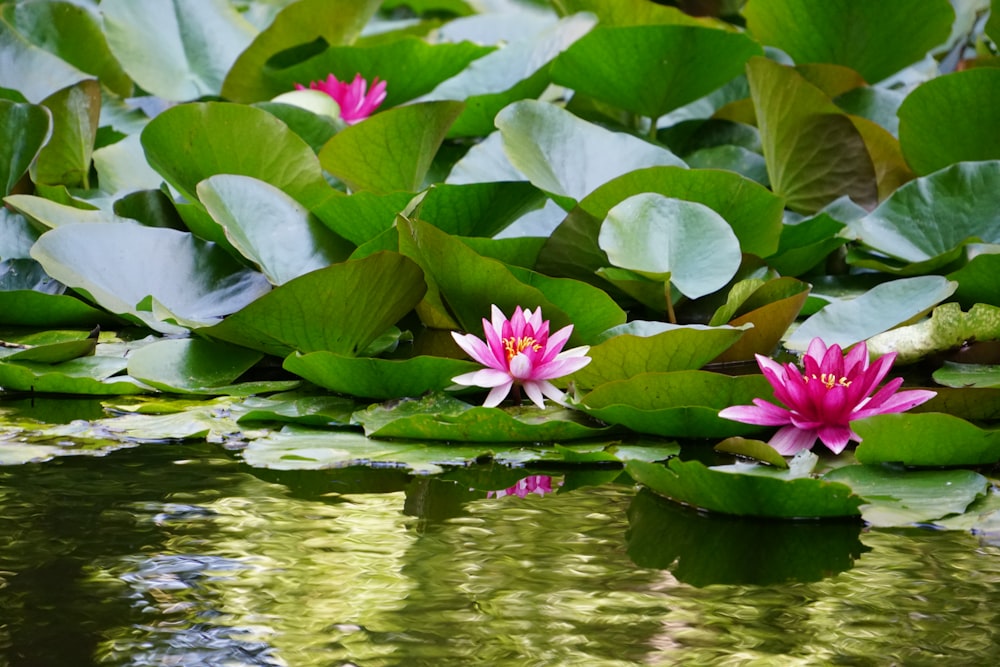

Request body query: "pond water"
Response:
[3, 435, 1000, 667]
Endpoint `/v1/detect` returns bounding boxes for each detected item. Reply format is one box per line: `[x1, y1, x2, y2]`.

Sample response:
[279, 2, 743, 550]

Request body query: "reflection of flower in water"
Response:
[487, 475, 561, 499]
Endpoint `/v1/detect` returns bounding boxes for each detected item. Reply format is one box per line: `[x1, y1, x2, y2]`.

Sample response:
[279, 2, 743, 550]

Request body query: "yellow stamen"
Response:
[806, 373, 852, 389]
[503, 336, 543, 362]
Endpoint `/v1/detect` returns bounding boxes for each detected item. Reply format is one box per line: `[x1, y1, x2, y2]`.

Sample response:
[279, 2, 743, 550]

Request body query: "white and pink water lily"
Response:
[450, 305, 592, 409]
[295, 73, 387, 124]
[719, 337, 936, 456]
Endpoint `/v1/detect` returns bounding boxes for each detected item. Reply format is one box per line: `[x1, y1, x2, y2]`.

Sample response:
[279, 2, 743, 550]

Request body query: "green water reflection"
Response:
[2, 442, 1000, 665]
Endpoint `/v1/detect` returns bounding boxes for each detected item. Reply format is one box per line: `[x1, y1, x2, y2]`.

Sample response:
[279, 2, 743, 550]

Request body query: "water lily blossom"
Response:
[295, 73, 386, 124]
[719, 337, 936, 456]
[487, 475, 561, 499]
[451, 305, 592, 409]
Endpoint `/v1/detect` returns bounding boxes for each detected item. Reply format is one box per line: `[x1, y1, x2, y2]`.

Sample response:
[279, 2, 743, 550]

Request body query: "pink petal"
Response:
[719, 399, 793, 426]
[815, 424, 858, 454]
[521, 380, 547, 409]
[854, 388, 936, 419]
[539, 324, 573, 363]
[843, 340, 869, 375]
[805, 337, 828, 364]
[490, 304, 507, 335]
[508, 352, 535, 380]
[537, 380, 569, 406]
[452, 331, 505, 371]
[452, 368, 512, 388]
[769, 425, 818, 455]
[484, 381, 514, 407]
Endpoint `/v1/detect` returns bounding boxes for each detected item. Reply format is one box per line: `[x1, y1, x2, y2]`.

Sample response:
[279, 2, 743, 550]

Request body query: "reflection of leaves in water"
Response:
[626, 488, 869, 586]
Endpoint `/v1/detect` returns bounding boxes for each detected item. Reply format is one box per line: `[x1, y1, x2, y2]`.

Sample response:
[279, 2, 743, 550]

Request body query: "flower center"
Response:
[807, 373, 852, 389]
[504, 336, 542, 362]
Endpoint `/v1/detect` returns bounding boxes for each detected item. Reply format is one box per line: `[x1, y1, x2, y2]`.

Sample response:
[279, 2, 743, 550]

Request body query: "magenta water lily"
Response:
[719, 338, 936, 456]
[295, 73, 387, 124]
[450, 305, 592, 409]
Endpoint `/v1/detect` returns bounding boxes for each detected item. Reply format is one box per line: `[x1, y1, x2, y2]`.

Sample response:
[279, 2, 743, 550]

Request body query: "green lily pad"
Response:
[866, 302, 1000, 364]
[141, 101, 331, 210]
[715, 436, 789, 468]
[0, 289, 116, 328]
[627, 458, 863, 518]
[31, 79, 99, 189]
[30, 223, 273, 334]
[949, 249, 1000, 308]
[312, 190, 414, 246]
[101, 0, 256, 101]
[202, 251, 425, 357]
[599, 193, 741, 299]
[747, 56, 877, 214]
[551, 24, 760, 120]
[899, 69, 1000, 175]
[318, 101, 464, 193]
[0, 99, 51, 195]
[853, 413, 1000, 467]
[711, 277, 811, 363]
[572, 323, 747, 389]
[933, 362, 1000, 389]
[222, 0, 381, 103]
[744, 0, 954, 84]
[825, 464, 987, 527]
[580, 371, 773, 438]
[786, 275, 957, 351]
[0, 355, 149, 395]
[283, 351, 479, 400]
[0, 328, 96, 363]
[408, 182, 546, 238]
[0, 20, 89, 103]
[234, 392, 358, 427]
[852, 161, 1000, 264]
[126, 338, 298, 396]
[354, 393, 615, 442]
[197, 174, 353, 285]
[495, 99, 685, 203]
[766, 213, 848, 276]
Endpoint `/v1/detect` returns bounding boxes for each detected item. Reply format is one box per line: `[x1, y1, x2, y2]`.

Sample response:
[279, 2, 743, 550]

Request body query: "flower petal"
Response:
[483, 381, 514, 407]
[769, 425, 818, 455]
[452, 368, 512, 388]
[719, 399, 793, 426]
[815, 424, 858, 454]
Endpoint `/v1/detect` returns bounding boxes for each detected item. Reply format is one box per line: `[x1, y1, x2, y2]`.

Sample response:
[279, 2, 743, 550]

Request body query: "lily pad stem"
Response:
[665, 283, 676, 324]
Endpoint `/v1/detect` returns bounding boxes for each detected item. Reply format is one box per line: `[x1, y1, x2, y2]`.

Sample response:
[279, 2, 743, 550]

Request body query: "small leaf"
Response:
[854, 412, 1000, 467]
[715, 436, 789, 468]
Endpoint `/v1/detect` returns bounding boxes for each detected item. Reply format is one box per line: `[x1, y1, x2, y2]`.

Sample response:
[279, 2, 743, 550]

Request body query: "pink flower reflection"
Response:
[486, 475, 561, 499]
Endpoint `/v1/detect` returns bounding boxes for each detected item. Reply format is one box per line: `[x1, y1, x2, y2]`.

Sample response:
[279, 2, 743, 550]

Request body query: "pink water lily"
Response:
[719, 337, 936, 456]
[295, 73, 386, 124]
[487, 475, 560, 499]
[451, 305, 592, 409]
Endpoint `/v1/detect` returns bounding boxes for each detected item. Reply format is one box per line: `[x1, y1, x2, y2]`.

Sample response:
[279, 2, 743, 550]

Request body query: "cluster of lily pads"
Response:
[2, 0, 1000, 530]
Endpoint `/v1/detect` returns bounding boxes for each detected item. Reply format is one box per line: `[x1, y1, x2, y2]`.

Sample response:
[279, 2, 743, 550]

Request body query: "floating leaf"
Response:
[312, 191, 413, 246]
[141, 102, 331, 209]
[866, 302, 1000, 364]
[102, 0, 256, 101]
[126, 338, 298, 396]
[354, 393, 614, 442]
[744, 0, 954, 84]
[551, 24, 760, 119]
[853, 412, 1000, 467]
[572, 323, 748, 389]
[825, 464, 987, 527]
[0, 20, 89, 103]
[495, 100, 685, 202]
[30, 223, 272, 334]
[950, 250, 1000, 308]
[197, 174, 353, 285]
[580, 371, 773, 438]
[715, 436, 789, 468]
[408, 182, 546, 238]
[933, 362, 1000, 389]
[598, 193, 741, 299]
[0, 356, 148, 395]
[898, 69, 1000, 175]
[627, 458, 863, 518]
[851, 161, 1000, 263]
[283, 351, 479, 400]
[319, 101, 464, 193]
[747, 57, 877, 214]
[202, 252, 425, 357]
[0, 99, 51, 195]
[235, 392, 358, 427]
[711, 277, 811, 362]
[766, 213, 848, 276]
[786, 275, 957, 351]
[31, 79, 100, 189]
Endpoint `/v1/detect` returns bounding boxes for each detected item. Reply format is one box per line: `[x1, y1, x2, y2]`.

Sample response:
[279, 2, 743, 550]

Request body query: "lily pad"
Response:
[0, 20, 90, 103]
[202, 252, 425, 357]
[853, 412, 1000, 467]
[354, 393, 615, 442]
[495, 99, 685, 203]
[0, 99, 51, 195]
[786, 275, 957, 351]
[747, 56, 877, 214]
[866, 302, 1000, 364]
[572, 323, 748, 389]
[933, 362, 1000, 389]
[101, 0, 256, 101]
[551, 24, 761, 119]
[825, 464, 987, 527]
[0, 356, 148, 395]
[197, 174, 353, 285]
[283, 351, 479, 400]
[30, 223, 273, 334]
[235, 392, 358, 427]
[580, 371, 773, 438]
[31, 79, 100, 189]
[626, 458, 863, 518]
[598, 193, 742, 299]
[744, 0, 954, 84]
[318, 101, 465, 193]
